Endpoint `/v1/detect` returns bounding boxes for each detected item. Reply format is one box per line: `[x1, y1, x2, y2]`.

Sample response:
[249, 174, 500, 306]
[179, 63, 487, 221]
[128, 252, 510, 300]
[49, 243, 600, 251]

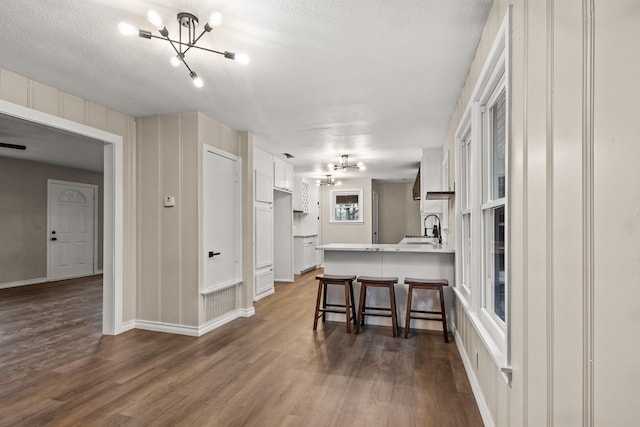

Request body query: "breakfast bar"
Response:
[316, 243, 455, 332]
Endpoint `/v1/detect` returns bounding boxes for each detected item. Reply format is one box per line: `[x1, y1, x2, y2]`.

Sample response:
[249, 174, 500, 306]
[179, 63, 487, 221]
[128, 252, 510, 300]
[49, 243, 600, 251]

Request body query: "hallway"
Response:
[0, 272, 482, 426]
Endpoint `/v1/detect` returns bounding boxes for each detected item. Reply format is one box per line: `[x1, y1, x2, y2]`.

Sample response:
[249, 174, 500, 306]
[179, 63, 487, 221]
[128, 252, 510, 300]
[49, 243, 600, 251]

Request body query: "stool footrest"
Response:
[409, 309, 443, 315]
[408, 315, 444, 321]
[318, 308, 354, 314]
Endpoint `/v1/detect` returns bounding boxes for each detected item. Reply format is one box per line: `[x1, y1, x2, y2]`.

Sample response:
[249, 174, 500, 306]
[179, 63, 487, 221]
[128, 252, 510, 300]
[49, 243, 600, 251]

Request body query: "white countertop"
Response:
[317, 243, 455, 254]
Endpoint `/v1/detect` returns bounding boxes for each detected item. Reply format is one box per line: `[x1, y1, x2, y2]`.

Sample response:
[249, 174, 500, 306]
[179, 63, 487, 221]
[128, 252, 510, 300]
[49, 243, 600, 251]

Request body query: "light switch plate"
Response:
[163, 196, 176, 207]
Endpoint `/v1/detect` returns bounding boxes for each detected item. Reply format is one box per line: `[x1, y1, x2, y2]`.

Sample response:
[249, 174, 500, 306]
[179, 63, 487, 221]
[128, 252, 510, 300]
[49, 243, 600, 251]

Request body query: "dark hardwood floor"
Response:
[0, 271, 483, 426]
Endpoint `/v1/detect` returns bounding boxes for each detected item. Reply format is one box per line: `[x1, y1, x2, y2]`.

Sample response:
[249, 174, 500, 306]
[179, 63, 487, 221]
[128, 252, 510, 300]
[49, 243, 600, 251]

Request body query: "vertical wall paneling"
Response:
[181, 113, 199, 327]
[545, 1, 555, 423]
[60, 92, 86, 123]
[30, 81, 58, 115]
[159, 114, 181, 325]
[138, 117, 161, 321]
[581, 0, 595, 424]
[0, 69, 29, 106]
[592, 1, 640, 424]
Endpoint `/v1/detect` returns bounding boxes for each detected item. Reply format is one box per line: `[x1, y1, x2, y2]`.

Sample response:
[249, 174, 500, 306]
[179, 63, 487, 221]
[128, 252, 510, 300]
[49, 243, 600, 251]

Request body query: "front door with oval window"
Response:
[48, 180, 97, 281]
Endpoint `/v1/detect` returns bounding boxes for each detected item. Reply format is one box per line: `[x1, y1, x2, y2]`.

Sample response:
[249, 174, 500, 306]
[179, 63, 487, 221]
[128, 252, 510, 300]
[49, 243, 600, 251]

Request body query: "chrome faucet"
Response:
[423, 214, 442, 244]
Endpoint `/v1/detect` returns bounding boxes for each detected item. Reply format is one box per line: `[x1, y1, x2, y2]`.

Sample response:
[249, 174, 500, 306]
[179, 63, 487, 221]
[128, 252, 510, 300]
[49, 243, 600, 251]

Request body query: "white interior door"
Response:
[203, 146, 241, 292]
[48, 180, 96, 280]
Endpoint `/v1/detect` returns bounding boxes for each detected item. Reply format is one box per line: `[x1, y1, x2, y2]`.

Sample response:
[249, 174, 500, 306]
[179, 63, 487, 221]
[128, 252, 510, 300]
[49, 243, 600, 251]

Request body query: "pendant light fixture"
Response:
[118, 9, 249, 88]
[328, 154, 365, 171]
[317, 175, 341, 186]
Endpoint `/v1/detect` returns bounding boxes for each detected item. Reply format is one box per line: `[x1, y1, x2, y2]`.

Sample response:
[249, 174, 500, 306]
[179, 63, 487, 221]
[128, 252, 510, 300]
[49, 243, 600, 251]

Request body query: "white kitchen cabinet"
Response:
[255, 206, 273, 269]
[421, 147, 443, 215]
[294, 235, 317, 274]
[255, 269, 274, 299]
[253, 147, 276, 301]
[273, 157, 294, 192]
[255, 170, 273, 204]
[293, 178, 310, 213]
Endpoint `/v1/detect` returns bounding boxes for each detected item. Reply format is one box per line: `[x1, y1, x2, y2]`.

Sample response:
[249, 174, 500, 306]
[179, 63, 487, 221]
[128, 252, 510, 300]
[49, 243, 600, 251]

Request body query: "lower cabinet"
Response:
[294, 236, 317, 274]
[255, 269, 274, 300]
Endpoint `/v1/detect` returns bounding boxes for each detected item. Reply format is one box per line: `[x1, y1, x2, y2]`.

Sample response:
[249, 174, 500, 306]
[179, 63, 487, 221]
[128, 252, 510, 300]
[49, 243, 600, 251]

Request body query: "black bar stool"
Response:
[313, 274, 357, 333]
[403, 278, 449, 342]
[356, 276, 399, 337]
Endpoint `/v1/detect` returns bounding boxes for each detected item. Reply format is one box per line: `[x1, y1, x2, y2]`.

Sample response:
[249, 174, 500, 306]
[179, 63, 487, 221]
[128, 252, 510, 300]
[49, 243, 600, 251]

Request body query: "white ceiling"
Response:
[0, 0, 491, 181]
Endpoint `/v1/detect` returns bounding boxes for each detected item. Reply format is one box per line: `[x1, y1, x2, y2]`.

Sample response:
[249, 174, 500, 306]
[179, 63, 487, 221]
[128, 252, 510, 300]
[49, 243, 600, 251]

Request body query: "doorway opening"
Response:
[0, 99, 124, 335]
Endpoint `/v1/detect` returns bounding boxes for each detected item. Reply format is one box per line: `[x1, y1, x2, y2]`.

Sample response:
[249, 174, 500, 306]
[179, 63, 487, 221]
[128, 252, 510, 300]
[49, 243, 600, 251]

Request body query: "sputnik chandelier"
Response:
[118, 9, 249, 88]
[317, 175, 342, 186]
[328, 154, 365, 171]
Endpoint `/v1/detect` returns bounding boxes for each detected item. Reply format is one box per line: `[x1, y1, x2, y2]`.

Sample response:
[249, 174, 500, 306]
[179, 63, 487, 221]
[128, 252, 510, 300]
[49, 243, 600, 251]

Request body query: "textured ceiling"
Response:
[0, 0, 491, 181]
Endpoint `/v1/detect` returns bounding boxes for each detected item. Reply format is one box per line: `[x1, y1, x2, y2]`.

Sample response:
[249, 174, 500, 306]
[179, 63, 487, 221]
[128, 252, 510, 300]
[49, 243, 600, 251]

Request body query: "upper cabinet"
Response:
[293, 178, 310, 213]
[421, 148, 443, 215]
[254, 147, 274, 204]
[273, 157, 294, 192]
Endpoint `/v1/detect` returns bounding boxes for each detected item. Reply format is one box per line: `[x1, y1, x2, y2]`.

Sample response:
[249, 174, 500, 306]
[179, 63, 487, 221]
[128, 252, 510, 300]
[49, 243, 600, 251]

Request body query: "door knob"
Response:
[208, 251, 221, 258]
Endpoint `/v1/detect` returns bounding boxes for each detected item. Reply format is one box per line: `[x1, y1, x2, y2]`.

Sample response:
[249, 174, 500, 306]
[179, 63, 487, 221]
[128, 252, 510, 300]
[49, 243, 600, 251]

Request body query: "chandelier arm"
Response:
[148, 34, 227, 57]
[160, 35, 195, 74]
[181, 29, 208, 57]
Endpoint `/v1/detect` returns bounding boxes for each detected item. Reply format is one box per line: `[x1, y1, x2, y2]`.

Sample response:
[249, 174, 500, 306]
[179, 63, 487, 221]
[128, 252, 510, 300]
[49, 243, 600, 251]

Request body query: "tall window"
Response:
[454, 10, 510, 372]
[483, 89, 507, 323]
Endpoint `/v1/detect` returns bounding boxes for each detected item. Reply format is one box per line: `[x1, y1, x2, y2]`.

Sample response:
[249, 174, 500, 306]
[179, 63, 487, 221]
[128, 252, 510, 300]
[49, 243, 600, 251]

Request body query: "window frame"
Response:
[453, 9, 511, 379]
[329, 188, 364, 224]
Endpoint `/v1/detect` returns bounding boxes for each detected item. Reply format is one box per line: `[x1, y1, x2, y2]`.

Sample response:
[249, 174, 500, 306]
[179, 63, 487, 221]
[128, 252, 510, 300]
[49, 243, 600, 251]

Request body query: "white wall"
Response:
[446, 1, 640, 425]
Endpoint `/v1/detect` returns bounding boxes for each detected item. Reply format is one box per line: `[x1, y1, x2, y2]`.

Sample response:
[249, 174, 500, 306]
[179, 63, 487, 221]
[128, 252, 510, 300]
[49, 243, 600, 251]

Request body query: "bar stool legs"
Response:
[313, 275, 357, 333]
[403, 278, 449, 342]
[356, 276, 399, 337]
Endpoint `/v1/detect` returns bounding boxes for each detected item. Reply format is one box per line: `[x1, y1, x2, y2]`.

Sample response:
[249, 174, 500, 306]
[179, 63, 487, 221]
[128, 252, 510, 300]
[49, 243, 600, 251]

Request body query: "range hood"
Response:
[425, 191, 455, 200]
[412, 168, 421, 200]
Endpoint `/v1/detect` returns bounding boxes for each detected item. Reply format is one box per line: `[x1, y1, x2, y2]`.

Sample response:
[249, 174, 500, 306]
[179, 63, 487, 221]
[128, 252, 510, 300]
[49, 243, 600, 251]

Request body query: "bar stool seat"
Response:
[313, 274, 357, 333]
[403, 277, 449, 342]
[356, 276, 399, 337]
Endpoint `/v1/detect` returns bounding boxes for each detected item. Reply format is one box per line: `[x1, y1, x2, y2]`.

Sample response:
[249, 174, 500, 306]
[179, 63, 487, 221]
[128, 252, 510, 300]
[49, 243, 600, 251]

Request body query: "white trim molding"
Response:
[133, 308, 252, 337]
[454, 327, 495, 427]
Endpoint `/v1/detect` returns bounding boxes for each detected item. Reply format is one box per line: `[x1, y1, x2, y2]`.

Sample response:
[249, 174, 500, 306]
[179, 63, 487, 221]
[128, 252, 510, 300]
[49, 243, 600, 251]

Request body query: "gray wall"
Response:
[320, 178, 373, 244]
[0, 156, 103, 283]
[373, 182, 420, 244]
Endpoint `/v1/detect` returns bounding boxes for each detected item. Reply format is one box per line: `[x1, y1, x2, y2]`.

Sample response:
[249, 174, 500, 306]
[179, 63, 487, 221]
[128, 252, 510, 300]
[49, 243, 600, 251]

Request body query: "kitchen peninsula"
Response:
[317, 243, 455, 332]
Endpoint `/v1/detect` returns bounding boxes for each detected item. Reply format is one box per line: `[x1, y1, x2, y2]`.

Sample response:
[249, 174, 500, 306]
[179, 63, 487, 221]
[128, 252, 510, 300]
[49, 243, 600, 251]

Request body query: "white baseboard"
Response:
[119, 320, 136, 334]
[132, 308, 248, 337]
[253, 288, 275, 302]
[0, 277, 47, 290]
[198, 309, 243, 336]
[239, 307, 255, 317]
[454, 327, 494, 427]
[134, 320, 200, 336]
[96, 269, 104, 274]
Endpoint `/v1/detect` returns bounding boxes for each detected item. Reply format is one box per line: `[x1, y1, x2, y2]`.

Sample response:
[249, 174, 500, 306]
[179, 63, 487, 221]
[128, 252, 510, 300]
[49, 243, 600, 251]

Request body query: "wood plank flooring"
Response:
[0, 271, 483, 426]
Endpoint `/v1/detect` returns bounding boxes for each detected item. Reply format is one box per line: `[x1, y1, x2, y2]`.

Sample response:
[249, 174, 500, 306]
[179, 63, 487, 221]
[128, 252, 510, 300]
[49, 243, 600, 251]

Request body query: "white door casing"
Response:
[48, 180, 97, 280]
[202, 145, 241, 293]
